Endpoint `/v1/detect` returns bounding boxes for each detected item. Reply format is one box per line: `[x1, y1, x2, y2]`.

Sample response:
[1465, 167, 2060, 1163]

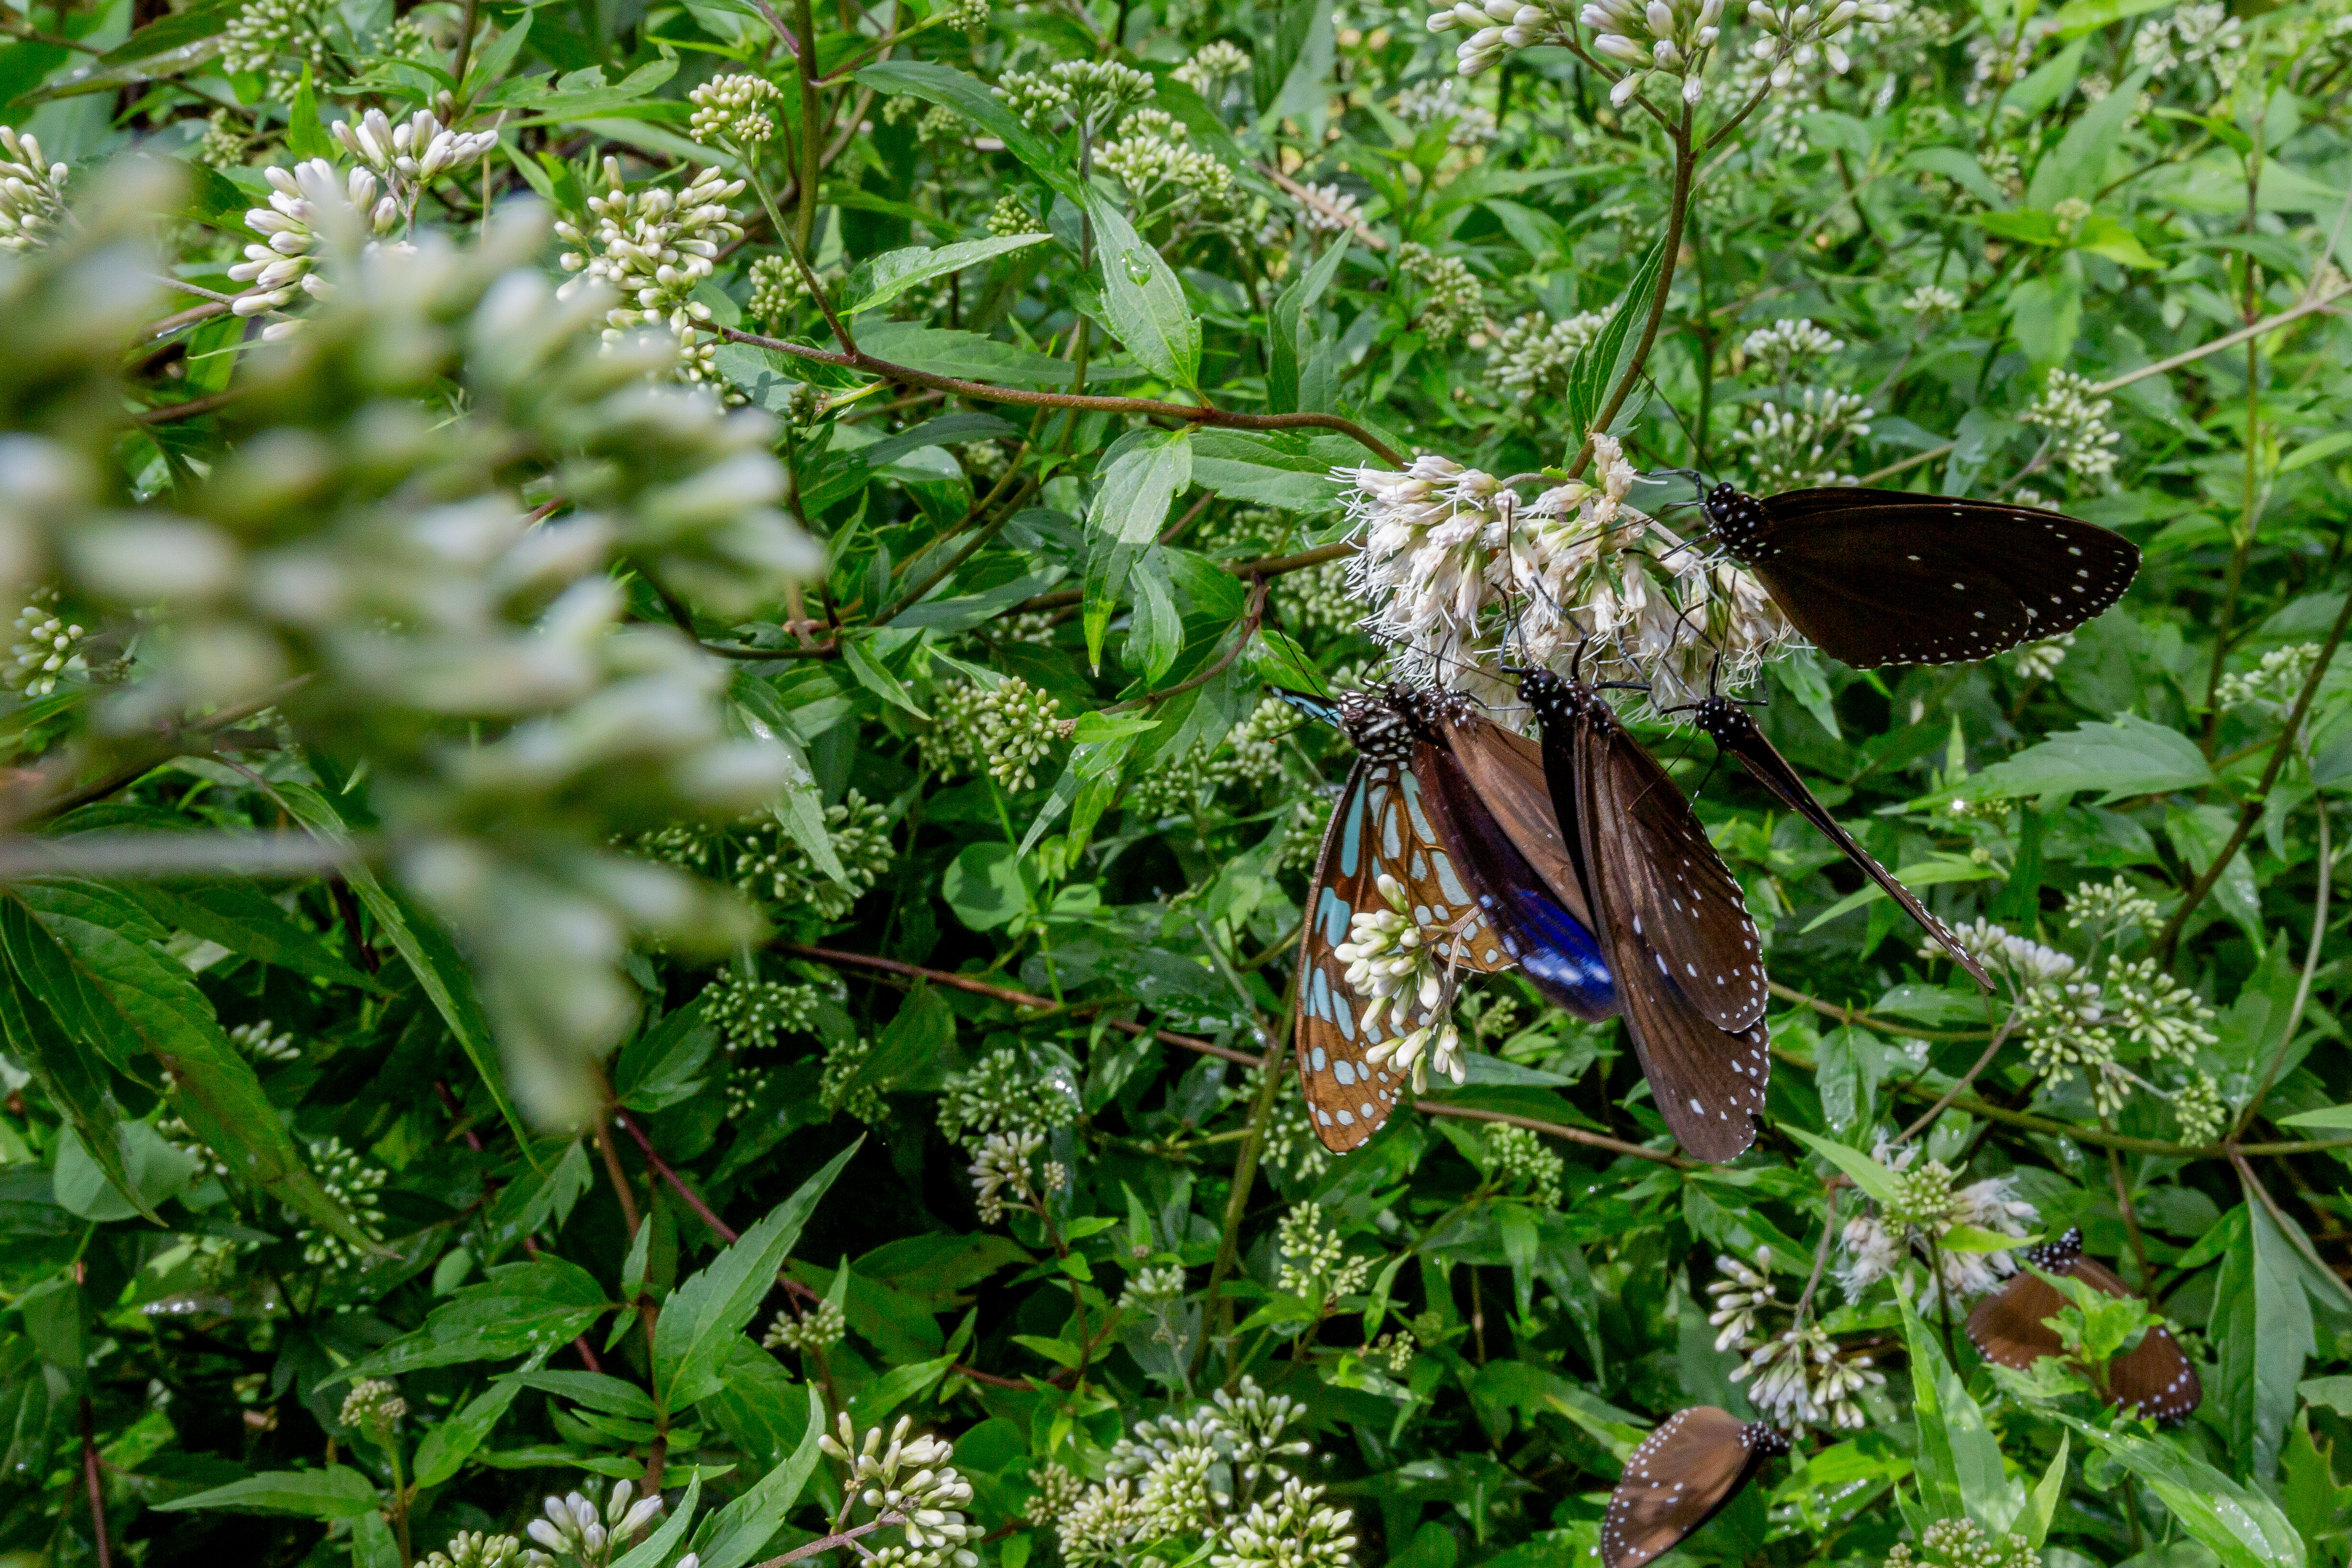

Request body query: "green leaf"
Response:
[53, 1122, 197, 1221]
[849, 1351, 955, 1419]
[2216, 1195, 2316, 1481]
[412, 1368, 536, 1488]
[838, 234, 1050, 317]
[1188, 430, 1350, 510]
[274, 784, 531, 1151]
[655, 1140, 859, 1413]
[1268, 239, 1349, 414]
[500, 1368, 658, 1419]
[2026, 70, 2151, 207]
[2055, 1414, 2307, 1568]
[1801, 857, 1999, 931]
[335, 1258, 611, 1379]
[2279, 1105, 2352, 1129]
[1091, 429, 1194, 546]
[2050, 0, 2171, 35]
[1898, 1291, 2015, 1530]
[0, 936, 149, 1222]
[615, 995, 715, 1113]
[1951, 713, 2212, 807]
[125, 881, 388, 993]
[2281, 431, 2352, 475]
[1125, 549, 1183, 684]
[850, 321, 1107, 386]
[693, 1386, 825, 1568]
[2023, 1430, 2069, 1550]
[854, 61, 1080, 199]
[1563, 230, 1666, 443]
[288, 66, 331, 161]
[1083, 191, 1201, 390]
[611, 1473, 700, 1568]
[2168, 803, 2263, 946]
[154, 1465, 380, 1518]
[841, 637, 930, 718]
[944, 843, 1027, 931]
[1783, 1127, 1900, 1204]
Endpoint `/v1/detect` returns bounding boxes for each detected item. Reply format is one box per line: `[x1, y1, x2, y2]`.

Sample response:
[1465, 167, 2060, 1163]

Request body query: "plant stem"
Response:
[792, 0, 822, 254]
[2154, 584, 2352, 962]
[1414, 1102, 1689, 1167]
[2102, 1132, 2152, 1285]
[617, 1111, 739, 1242]
[1567, 101, 1695, 478]
[717, 327, 1404, 463]
[80, 1395, 111, 1568]
[1893, 1012, 2020, 1144]
[2233, 787, 2331, 1137]
[1199, 976, 1295, 1383]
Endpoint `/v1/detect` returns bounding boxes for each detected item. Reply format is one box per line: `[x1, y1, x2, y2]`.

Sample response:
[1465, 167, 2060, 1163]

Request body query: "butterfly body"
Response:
[1965, 1226, 2202, 1421]
[1682, 696, 1991, 988]
[1291, 687, 1617, 1152]
[1699, 483, 2141, 669]
[1518, 667, 1770, 1162]
[1602, 1406, 1788, 1568]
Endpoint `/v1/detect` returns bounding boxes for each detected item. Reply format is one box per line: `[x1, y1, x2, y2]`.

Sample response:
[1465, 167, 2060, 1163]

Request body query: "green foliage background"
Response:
[1, 0, 2351, 1562]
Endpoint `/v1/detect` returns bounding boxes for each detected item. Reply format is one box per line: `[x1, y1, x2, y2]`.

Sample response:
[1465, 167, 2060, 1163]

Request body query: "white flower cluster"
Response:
[1173, 40, 1253, 99]
[2006, 629, 2074, 682]
[1482, 307, 1615, 395]
[763, 1293, 848, 1352]
[1332, 873, 1464, 1090]
[970, 1128, 1047, 1223]
[1057, 1381, 1348, 1568]
[1584, 0, 1727, 106]
[299, 1135, 388, 1270]
[688, 73, 784, 146]
[745, 252, 812, 323]
[426, 1532, 528, 1568]
[1291, 181, 1365, 236]
[1885, 1518, 2037, 1568]
[1394, 79, 1500, 144]
[1338, 437, 1797, 712]
[973, 677, 1068, 793]
[1395, 242, 1482, 341]
[219, 0, 336, 100]
[819, 1412, 982, 1568]
[0, 129, 69, 256]
[1744, 0, 1893, 82]
[934, 0, 991, 29]
[523, 1479, 668, 1568]
[1259, 1076, 1335, 1181]
[994, 60, 1156, 133]
[3, 588, 86, 694]
[556, 158, 746, 383]
[230, 1019, 302, 1063]
[986, 193, 1036, 238]
[338, 1377, 406, 1434]
[1425, 0, 1565, 77]
[329, 106, 500, 221]
[1740, 315, 1843, 377]
[2019, 368, 2120, 487]
[1275, 1202, 1374, 1302]
[1281, 557, 1357, 636]
[1483, 1124, 1564, 1205]
[2132, 0, 2246, 92]
[1704, 1249, 1884, 1429]
[738, 790, 896, 920]
[937, 1046, 1082, 1148]
[1837, 1144, 2037, 1305]
[1729, 387, 1870, 490]
[228, 159, 403, 337]
[1899, 283, 1962, 316]
[1097, 109, 1237, 211]
[2215, 642, 2318, 708]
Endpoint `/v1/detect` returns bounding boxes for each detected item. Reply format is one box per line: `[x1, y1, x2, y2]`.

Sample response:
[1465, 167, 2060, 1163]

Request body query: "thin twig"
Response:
[775, 941, 1261, 1064]
[1767, 980, 1995, 1043]
[1105, 578, 1268, 713]
[1257, 164, 1387, 252]
[1893, 1013, 2021, 1144]
[1417, 1101, 1693, 1168]
[616, 1112, 739, 1242]
[134, 387, 246, 425]
[716, 327, 1404, 463]
[80, 1396, 111, 1568]
[2233, 788, 2331, 1137]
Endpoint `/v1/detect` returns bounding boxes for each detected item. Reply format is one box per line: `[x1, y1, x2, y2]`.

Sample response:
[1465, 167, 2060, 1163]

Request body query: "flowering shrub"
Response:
[0, 0, 2350, 1564]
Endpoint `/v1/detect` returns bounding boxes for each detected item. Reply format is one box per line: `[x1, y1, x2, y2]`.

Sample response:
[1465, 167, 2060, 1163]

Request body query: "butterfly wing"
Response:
[1587, 707, 1768, 1033]
[2068, 1257, 2203, 1420]
[1602, 1407, 1781, 1568]
[1429, 705, 1598, 929]
[1569, 710, 1768, 1162]
[1964, 1269, 2069, 1370]
[1412, 740, 1619, 1022]
[1695, 700, 1991, 988]
[1378, 759, 1513, 974]
[1733, 490, 2141, 668]
[1293, 760, 1411, 1153]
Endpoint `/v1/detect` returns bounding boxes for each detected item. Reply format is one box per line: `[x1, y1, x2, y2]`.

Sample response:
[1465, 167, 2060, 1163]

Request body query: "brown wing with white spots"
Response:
[1965, 1228, 2201, 1421]
[1584, 702, 1767, 1033]
[1601, 1407, 1786, 1568]
[1294, 761, 1409, 1153]
[1429, 704, 1597, 929]
[1688, 698, 1992, 989]
[1573, 715, 1770, 1163]
[1717, 488, 2140, 669]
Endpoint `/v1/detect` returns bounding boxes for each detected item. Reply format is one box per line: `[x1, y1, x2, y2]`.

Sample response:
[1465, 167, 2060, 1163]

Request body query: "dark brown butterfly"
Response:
[1697, 484, 2141, 669]
[1675, 694, 1992, 988]
[1602, 1406, 1789, 1568]
[1965, 1226, 2202, 1421]
[1290, 689, 1614, 1153]
[1518, 665, 1771, 1162]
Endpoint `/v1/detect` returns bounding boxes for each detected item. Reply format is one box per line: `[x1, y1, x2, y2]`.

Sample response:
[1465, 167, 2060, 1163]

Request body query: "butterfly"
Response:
[1674, 693, 1992, 988]
[1965, 1226, 2203, 1421]
[1695, 484, 2141, 669]
[1290, 687, 1616, 1153]
[1602, 1406, 1788, 1568]
[1518, 663, 1771, 1162]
